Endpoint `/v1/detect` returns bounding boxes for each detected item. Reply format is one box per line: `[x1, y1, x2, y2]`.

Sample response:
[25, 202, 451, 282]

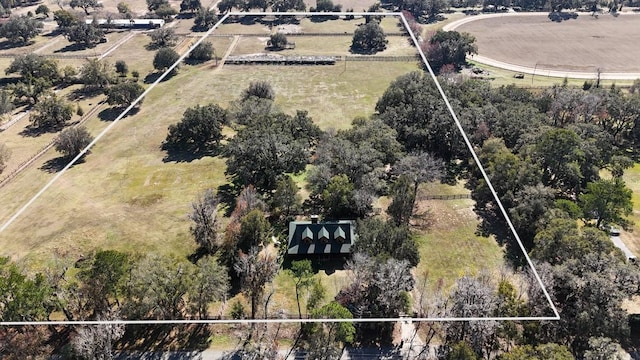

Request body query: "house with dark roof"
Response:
[287, 216, 357, 257]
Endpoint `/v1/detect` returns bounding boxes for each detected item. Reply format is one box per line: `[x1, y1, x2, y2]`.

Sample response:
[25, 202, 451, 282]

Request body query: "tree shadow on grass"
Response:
[143, 71, 177, 84]
[19, 125, 57, 138]
[144, 42, 164, 51]
[68, 87, 103, 101]
[143, 72, 162, 84]
[217, 183, 241, 217]
[39, 156, 85, 173]
[281, 255, 348, 275]
[310, 14, 338, 22]
[0, 40, 35, 51]
[239, 15, 260, 25]
[54, 42, 95, 53]
[97, 106, 140, 121]
[117, 324, 212, 353]
[187, 247, 210, 264]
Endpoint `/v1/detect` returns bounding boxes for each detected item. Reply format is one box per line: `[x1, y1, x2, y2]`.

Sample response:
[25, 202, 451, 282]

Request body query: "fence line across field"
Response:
[423, 194, 471, 200]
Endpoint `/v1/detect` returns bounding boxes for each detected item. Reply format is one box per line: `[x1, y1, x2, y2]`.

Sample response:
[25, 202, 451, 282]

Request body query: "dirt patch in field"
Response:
[456, 14, 640, 73]
[276, 24, 303, 34]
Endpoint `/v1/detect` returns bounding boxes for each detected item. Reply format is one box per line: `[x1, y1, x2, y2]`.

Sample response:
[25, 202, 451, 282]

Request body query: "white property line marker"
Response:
[0, 11, 559, 325]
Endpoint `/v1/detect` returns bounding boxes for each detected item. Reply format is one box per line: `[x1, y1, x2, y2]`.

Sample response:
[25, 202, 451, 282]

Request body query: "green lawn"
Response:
[621, 164, 640, 257]
[415, 182, 504, 289]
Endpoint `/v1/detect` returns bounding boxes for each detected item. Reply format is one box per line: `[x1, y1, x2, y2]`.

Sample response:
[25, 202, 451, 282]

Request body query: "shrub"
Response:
[115, 60, 128, 76]
[268, 32, 288, 50]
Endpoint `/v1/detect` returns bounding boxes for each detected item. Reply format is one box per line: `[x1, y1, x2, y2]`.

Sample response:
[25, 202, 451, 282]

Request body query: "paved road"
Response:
[443, 11, 640, 80]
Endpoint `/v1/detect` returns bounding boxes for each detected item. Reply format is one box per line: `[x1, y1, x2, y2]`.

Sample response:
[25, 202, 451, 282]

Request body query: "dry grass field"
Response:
[456, 13, 640, 73]
[0, 16, 426, 270]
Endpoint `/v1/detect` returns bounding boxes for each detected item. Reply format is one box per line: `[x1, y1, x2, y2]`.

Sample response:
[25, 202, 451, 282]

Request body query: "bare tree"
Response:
[71, 309, 124, 360]
[393, 151, 444, 195]
[234, 247, 279, 319]
[189, 189, 220, 255]
[232, 185, 265, 219]
[124, 254, 194, 320]
[443, 272, 500, 359]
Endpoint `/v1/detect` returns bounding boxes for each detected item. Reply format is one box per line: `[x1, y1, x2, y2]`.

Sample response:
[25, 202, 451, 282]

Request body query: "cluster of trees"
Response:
[166, 72, 638, 356]
[421, 30, 478, 74]
[53, 9, 106, 48]
[3, 54, 143, 161]
[0, 15, 43, 45]
[0, 0, 39, 15]
[5, 54, 64, 105]
[68, 0, 102, 14]
[217, 0, 305, 12]
[3, 27, 640, 356]
[0, 251, 229, 358]
[157, 80, 441, 349]
[8, 54, 144, 110]
[146, 0, 176, 18]
[382, 0, 450, 22]
[193, 6, 219, 31]
[375, 71, 640, 357]
[148, 27, 177, 48]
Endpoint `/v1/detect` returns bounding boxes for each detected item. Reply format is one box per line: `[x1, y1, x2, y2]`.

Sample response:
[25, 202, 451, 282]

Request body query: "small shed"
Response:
[287, 217, 357, 256]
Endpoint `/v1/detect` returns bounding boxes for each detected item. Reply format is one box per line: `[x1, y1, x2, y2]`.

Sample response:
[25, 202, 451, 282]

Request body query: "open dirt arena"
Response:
[454, 13, 640, 73]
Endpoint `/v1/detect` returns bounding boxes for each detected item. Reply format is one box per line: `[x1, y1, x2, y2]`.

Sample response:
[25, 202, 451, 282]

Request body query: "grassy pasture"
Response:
[37, 30, 133, 57]
[99, 33, 158, 77]
[232, 34, 415, 56]
[415, 182, 503, 288]
[0, 58, 421, 270]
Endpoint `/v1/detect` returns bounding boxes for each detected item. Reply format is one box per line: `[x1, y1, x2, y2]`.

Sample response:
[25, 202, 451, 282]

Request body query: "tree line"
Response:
[381, 0, 639, 25]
